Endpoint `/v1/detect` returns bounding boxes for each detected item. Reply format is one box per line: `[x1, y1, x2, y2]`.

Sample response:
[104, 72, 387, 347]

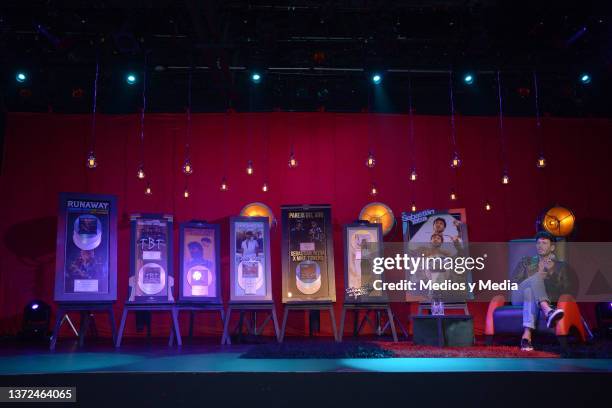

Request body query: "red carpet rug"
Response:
[378, 342, 559, 358]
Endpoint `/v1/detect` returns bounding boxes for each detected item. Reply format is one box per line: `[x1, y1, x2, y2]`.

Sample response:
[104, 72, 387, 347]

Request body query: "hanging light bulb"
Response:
[450, 152, 461, 168]
[537, 155, 546, 168]
[145, 182, 152, 195]
[183, 188, 190, 198]
[485, 201, 492, 211]
[246, 160, 254, 175]
[410, 168, 417, 181]
[366, 152, 376, 168]
[288, 153, 298, 168]
[137, 165, 146, 179]
[182, 159, 193, 175]
[411, 202, 417, 212]
[450, 190, 457, 200]
[86, 151, 97, 169]
[262, 182, 269, 192]
[370, 183, 378, 196]
[220, 177, 228, 191]
[501, 171, 510, 185]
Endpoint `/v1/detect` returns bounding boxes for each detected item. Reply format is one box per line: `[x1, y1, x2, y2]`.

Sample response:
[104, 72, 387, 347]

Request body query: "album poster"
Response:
[401, 208, 472, 301]
[178, 221, 221, 303]
[229, 216, 272, 303]
[54, 193, 117, 302]
[281, 205, 336, 303]
[128, 214, 174, 303]
[344, 221, 386, 303]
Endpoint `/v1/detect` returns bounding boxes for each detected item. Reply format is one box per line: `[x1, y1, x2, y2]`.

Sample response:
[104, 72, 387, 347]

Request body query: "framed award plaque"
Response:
[281, 205, 336, 303]
[229, 216, 272, 303]
[54, 192, 117, 302]
[178, 221, 221, 303]
[128, 214, 174, 303]
[343, 221, 386, 303]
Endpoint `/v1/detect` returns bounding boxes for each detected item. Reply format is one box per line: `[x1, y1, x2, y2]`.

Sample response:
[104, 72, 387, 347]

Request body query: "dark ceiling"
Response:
[1, 0, 611, 116]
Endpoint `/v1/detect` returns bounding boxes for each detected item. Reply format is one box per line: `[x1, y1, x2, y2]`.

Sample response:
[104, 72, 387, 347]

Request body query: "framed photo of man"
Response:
[229, 216, 272, 303]
[54, 192, 118, 302]
[281, 205, 336, 303]
[178, 221, 221, 303]
[127, 214, 174, 304]
[401, 208, 471, 302]
[343, 221, 386, 303]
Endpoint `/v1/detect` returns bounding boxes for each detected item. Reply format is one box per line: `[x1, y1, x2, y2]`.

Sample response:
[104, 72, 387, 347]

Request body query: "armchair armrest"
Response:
[555, 294, 586, 341]
[485, 295, 506, 335]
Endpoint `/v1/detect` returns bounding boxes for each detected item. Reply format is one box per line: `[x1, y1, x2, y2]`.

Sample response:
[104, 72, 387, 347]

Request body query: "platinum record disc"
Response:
[137, 262, 166, 295]
[295, 260, 321, 295]
[73, 214, 102, 250]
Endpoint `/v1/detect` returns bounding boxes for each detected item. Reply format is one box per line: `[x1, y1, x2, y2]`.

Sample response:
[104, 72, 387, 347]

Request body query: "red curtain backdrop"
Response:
[1, 112, 611, 338]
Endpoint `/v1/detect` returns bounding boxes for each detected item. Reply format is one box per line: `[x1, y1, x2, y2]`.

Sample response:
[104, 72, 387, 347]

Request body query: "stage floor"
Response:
[1, 339, 610, 375]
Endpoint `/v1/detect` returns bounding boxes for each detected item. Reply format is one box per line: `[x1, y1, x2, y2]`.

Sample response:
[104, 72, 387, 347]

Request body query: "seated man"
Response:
[511, 231, 569, 351]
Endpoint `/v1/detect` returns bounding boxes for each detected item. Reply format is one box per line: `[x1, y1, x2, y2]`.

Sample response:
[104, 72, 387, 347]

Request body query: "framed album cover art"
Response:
[343, 221, 386, 304]
[281, 205, 336, 303]
[54, 192, 117, 302]
[127, 214, 174, 304]
[178, 221, 221, 303]
[229, 216, 272, 303]
[401, 208, 471, 301]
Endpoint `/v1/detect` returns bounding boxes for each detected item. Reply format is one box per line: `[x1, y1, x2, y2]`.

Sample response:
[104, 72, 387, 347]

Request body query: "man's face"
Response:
[536, 238, 554, 257]
[433, 220, 445, 233]
[431, 234, 443, 248]
[189, 245, 203, 259]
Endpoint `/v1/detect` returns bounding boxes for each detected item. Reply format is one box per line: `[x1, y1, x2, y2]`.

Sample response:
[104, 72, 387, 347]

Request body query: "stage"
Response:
[0, 338, 609, 406]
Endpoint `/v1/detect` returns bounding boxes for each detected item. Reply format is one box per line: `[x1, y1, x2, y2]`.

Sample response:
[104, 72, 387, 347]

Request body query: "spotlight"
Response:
[485, 201, 492, 211]
[16, 72, 27, 83]
[580, 73, 591, 84]
[450, 190, 457, 201]
[251, 73, 261, 83]
[411, 202, 417, 212]
[372, 74, 382, 85]
[183, 188, 190, 198]
[19, 300, 50, 341]
[126, 73, 137, 85]
[262, 182, 269, 192]
[463, 73, 475, 85]
[246, 160, 254, 175]
[145, 182, 152, 195]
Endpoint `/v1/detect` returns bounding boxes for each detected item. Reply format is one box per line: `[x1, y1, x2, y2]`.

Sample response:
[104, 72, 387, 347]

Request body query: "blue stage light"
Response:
[580, 73, 591, 84]
[251, 73, 261, 83]
[16, 72, 27, 83]
[463, 74, 474, 85]
[126, 74, 137, 85]
[372, 74, 382, 84]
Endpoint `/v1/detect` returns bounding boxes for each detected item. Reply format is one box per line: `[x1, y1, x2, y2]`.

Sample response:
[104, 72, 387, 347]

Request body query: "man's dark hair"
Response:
[433, 217, 447, 228]
[430, 233, 444, 241]
[201, 237, 212, 244]
[188, 242, 203, 251]
[535, 231, 556, 243]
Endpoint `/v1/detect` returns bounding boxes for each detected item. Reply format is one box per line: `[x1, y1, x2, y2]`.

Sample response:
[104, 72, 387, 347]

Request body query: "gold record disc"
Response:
[359, 202, 395, 236]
